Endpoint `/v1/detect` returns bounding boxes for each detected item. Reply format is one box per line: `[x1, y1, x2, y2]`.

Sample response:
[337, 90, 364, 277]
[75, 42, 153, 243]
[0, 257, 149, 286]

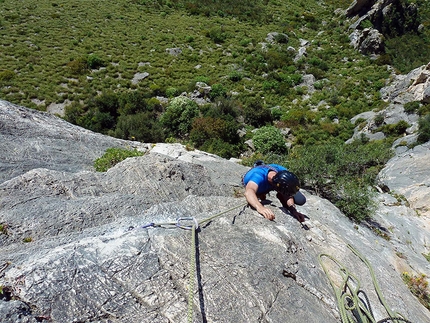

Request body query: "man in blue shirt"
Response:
[243, 162, 306, 222]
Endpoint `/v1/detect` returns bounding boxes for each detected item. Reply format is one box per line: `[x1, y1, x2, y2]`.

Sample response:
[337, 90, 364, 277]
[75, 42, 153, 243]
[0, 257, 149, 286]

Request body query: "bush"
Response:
[0, 70, 14, 82]
[114, 112, 165, 143]
[160, 96, 199, 138]
[206, 27, 227, 43]
[253, 126, 287, 155]
[377, 120, 410, 138]
[286, 140, 393, 222]
[199, 138, 241, 159]
[87, 54, 105, 69]
[404, 101, 420, 114]
[209, 83, 227, 99]
[94, 147, 144, 172]
[243, 99, 272, 127]
[166, 87, 180, 98]
[417, 114, 430, 144]
[402, 272, 430, 310]
[374, 113, 384, 126]
[228, 71, 243, 82]
[333, 180, 376, 222]
[67, 58, 88, 75]
[190, 116, 228, 146]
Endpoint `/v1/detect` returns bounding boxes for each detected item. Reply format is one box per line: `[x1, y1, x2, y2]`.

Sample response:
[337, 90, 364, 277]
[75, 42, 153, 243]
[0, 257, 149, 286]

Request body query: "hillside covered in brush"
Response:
[1, 0, 429, 155]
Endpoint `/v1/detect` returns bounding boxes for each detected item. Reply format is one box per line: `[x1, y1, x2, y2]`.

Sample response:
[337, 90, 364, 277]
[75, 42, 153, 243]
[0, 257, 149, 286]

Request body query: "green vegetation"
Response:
[160, 96, 199, 138]
[0, 224, 8, 235]
[402, 272, 430, 310]
[253, 126, 287, 155]
[94, 147, 144, 172]
[291, 141, 393, 221]
[256, 140, 394, 222]
[417, 114, 430, 144]
[2, 0, 430, 222]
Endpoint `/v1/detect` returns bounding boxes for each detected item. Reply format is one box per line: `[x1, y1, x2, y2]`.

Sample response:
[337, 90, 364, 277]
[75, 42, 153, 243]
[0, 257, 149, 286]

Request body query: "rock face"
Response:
[347, 61, 430, 147]
[0, 100, 149, 184]
[349, 27, 384, 54]
[346, 0, 420, 55]
[1, 100, 430, 323]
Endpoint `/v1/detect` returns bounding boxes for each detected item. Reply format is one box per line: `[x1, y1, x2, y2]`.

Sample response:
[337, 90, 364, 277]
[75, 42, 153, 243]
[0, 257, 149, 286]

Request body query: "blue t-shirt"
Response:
[242, 164, 287, 195]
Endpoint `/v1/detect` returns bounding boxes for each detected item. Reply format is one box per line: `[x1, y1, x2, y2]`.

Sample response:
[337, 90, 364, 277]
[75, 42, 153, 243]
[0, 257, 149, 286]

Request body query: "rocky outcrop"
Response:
[0, 100, 149, 184]
[347, 61, 430, 148]
[381, 62, 430, 104]
[349, 27, 384, 55]
[346, 0, 420, 55]
[1, 100, 430, 322]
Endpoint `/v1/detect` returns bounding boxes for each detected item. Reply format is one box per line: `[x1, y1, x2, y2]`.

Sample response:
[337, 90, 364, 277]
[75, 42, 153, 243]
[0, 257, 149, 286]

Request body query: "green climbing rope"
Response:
[141, 201, 248, 323]
[319, 244, 412, 323]
[187, 222, 197, 323]
[186, 202, 248, 323]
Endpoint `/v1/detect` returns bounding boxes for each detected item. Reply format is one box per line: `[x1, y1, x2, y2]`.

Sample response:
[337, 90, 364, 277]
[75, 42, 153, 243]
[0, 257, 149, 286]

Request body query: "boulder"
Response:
[350, 28, 384, 55]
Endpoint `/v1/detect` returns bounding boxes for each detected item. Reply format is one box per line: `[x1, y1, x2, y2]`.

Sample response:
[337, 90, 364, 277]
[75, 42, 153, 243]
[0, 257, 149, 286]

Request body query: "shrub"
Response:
[417, 114, 430, 144]
[64, 102, 85, 125]
[114, 112, 165, 143]
[209, 83, 227, 99]
[271, 107, 283, 120]
[67, 58, 88, 75]
[87, 54, 105, 69]
[199, 138, 241, 159]
[378, 120, 410, 137]
[281, 109, 307, 128]
[374, 113, 384, 126]
[94, 147, 144, 172]
[118, 91, 150, 115]
[404, 101, 420, 114]
[418, 104, 430, 116]
[166, 87, 180, 98]
[210, 97, 239, 118]
[160, 96, 199, 138]
[286, 140, 393, 222]
[206, 27, 227, 43]
[243, 99, 272, 127]
[402, 272, 430, 310]
[333, 180, 376, 222]
[0, 70, 14, 82]
[190, 116, 227, 146]
[0, 223, 8, 235]
[228, 71, 243, 82]
[253, 126, 287, 155]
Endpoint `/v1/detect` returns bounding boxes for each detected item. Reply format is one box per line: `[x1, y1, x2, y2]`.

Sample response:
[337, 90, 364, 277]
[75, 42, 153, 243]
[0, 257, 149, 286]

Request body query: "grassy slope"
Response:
[0, 0, 397, 107]
[1, 0, 429, 148]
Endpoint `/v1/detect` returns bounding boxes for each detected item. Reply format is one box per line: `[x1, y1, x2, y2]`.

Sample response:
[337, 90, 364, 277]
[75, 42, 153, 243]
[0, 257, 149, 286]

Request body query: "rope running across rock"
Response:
[140, 201, 248, 323]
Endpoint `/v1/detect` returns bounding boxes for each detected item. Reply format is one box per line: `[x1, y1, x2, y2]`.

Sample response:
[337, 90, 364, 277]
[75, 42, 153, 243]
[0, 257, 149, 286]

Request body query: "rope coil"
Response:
[319, 244, 413, 323]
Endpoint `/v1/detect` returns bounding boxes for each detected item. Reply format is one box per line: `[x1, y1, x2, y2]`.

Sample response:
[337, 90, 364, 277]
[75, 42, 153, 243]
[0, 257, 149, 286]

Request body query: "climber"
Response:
[242, 161, 306, 222]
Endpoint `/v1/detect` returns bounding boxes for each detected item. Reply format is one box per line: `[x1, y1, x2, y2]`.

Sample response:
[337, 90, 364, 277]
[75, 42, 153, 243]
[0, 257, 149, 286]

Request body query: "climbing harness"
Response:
[319, 244, 413, 323]
[139, 201, 248, 323]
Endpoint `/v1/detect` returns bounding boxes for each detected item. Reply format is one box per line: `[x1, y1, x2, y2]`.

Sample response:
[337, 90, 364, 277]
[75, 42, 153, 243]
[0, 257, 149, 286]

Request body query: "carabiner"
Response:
[176, 217, 199, 230]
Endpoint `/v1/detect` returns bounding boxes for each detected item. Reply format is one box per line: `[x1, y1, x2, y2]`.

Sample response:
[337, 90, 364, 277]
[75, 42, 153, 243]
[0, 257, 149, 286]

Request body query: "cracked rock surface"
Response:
[1, 100, 430, 322]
